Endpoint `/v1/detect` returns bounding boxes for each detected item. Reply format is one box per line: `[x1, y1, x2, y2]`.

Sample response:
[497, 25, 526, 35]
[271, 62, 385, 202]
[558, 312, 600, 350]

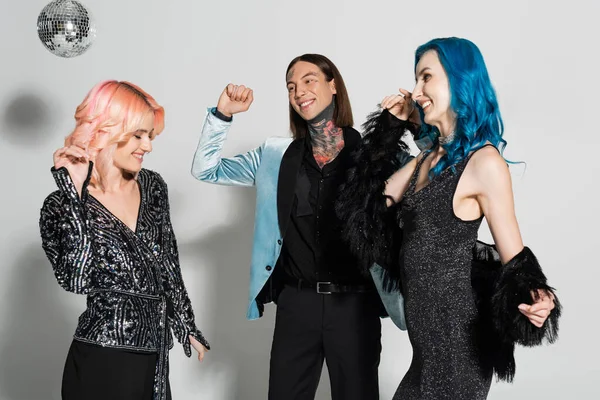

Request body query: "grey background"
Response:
[0, 0, 597, 398]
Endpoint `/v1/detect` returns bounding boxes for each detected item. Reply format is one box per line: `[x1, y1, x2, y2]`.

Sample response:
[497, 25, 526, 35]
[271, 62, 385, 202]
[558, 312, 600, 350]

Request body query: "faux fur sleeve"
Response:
[336, 109, 417, 291]
[471, 242, 562, 381]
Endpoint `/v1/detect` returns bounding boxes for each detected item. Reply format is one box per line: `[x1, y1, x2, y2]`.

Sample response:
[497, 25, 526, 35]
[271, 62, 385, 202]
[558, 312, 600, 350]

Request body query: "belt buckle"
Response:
[316, 281, 332, 295]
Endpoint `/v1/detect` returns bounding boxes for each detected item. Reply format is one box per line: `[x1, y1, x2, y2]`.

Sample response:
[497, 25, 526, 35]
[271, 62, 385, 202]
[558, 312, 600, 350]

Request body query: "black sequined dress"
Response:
[39, 165, 209, 400]
[394, 147, 493, 399]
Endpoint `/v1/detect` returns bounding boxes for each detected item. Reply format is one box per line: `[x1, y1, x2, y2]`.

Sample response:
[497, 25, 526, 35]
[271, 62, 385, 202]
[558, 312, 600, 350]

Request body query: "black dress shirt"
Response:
[279, 128, 367, 284]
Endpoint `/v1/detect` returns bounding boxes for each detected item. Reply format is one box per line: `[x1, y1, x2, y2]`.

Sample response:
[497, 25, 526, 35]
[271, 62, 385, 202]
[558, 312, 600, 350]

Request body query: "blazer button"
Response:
[266, 265, 272, 271]
[277, 240, 282, 245]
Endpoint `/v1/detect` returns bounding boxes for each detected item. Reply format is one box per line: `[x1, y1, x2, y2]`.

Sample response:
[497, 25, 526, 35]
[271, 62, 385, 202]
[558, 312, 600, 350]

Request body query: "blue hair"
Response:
[415, 37, 507, 177]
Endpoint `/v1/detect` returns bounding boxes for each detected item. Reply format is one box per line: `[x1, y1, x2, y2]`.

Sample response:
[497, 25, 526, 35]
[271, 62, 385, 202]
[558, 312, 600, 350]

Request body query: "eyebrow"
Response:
[287, 71, 319, 85]
[136, 128, 155, 135]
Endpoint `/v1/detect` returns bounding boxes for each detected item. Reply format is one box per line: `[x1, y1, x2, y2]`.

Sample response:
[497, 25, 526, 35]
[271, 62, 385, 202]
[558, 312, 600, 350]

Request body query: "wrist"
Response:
[213, 107, 233, 122]
[389, 111, 409, 122]
[395, 109, 413, 122]
[216, 107, 232, 117]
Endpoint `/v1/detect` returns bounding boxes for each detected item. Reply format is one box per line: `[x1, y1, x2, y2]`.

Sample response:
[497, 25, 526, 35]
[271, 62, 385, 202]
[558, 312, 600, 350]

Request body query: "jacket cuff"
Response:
[492, 246, 562, 346]
[183, 328, 211, 357]
[471, 243, 562, 382]
[211, 107, 233, 122]
[209, 107, 233, 122]
[50, 162, 93, 203]
[381, 109, 421, 138]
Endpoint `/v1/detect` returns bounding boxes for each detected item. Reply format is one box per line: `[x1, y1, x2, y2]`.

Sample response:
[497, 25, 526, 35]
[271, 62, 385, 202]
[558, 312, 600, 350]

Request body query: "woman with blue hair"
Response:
[337, 37, 561, 399]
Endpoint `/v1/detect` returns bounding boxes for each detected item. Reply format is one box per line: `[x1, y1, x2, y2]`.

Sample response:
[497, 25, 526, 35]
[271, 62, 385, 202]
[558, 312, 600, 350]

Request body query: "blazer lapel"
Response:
[277, 138, 305, 237]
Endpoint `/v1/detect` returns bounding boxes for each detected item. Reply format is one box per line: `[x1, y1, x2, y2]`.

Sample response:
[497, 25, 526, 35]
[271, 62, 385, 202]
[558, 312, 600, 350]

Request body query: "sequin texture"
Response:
[40, 166, 209, 400]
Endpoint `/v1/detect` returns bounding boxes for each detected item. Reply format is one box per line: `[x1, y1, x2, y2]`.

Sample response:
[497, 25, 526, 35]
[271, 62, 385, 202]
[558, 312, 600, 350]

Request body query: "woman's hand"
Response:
[381, 88, 417, 121]
[519, 290, 556, 328]
[53, 143, 90, 198]
[189, 335, 208, 362]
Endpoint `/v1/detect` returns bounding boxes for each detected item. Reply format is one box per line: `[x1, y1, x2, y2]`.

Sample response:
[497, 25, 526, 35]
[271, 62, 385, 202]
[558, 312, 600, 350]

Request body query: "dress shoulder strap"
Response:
[405, 150, 433, 196]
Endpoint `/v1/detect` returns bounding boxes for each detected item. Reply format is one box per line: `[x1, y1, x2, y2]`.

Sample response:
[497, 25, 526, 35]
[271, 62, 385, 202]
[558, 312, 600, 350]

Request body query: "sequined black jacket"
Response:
[40, 165, 209, 398]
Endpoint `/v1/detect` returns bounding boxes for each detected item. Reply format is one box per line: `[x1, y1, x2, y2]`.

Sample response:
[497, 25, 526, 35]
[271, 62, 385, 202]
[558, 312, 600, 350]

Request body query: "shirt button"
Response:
[277, 240, 282, 245]
[266, 265, 272, 271]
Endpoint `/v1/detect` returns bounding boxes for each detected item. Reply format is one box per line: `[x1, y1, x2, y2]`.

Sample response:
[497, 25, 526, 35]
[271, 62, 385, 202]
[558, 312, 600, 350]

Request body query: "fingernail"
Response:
[518, 305, 527, 311]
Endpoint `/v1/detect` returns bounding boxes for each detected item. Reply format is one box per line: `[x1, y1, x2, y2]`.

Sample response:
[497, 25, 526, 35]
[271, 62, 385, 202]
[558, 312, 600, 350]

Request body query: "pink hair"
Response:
[64, 80, 165, 189]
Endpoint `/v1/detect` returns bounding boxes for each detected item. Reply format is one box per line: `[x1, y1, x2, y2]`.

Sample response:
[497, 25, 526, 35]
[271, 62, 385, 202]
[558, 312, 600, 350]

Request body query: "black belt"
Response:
[285, 277, 374, 294]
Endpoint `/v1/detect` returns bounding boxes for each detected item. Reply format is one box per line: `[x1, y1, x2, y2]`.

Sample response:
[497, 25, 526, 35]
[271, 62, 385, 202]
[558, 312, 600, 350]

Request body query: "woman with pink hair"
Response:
[39, 80, 209, 400]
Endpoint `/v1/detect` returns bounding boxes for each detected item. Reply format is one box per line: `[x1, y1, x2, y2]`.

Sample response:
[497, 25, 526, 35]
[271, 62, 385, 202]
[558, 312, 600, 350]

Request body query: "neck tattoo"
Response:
[307, 99, 344, 169]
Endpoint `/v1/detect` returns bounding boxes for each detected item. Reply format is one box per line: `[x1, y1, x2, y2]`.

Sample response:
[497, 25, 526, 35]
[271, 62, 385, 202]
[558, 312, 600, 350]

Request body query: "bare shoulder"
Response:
[469, 145, 509, 179]
[471, 146, 508, 175]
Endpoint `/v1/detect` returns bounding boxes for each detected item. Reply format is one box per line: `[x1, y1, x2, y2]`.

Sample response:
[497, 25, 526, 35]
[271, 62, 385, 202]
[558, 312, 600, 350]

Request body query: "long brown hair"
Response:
[286, 54, 353, 139]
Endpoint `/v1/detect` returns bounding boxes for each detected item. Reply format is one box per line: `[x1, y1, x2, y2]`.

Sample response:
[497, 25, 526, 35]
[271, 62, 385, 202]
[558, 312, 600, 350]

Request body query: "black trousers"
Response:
[268, 285, 382, 400]
[62, 340, 170, 400]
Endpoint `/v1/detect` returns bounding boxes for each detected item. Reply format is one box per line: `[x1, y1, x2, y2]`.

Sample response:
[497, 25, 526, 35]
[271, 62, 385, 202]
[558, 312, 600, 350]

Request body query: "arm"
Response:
[191, 108, 262, 187]
[39, 164, 95, 294]
[384, 156, 418, 205]
[472, 147, 523, 263]
[381, 89, 422, 205]
[160, 177, 210, 356]
[473, 147, 560, 343]
[191, 84, 261, 187]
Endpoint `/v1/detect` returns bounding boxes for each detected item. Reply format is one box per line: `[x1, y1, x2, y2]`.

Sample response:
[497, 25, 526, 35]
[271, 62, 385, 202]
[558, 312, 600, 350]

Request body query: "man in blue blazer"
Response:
[191, 54, 404, 400]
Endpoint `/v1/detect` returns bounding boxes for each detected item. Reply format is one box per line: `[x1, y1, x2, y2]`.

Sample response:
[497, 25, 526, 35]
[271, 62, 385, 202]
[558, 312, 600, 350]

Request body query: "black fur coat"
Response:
[336, 109, 562, 382]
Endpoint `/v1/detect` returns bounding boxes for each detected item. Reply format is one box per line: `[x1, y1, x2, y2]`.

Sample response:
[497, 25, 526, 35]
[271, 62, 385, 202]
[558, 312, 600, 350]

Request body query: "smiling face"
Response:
[286, 61, 337, 121]
[112, 112, 155, 174]
[412, 50, 455, 135]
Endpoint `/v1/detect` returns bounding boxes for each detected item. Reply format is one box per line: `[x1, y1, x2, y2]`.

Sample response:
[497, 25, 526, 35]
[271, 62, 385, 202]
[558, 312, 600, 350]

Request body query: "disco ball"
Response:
[37, 0, 96, 58]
